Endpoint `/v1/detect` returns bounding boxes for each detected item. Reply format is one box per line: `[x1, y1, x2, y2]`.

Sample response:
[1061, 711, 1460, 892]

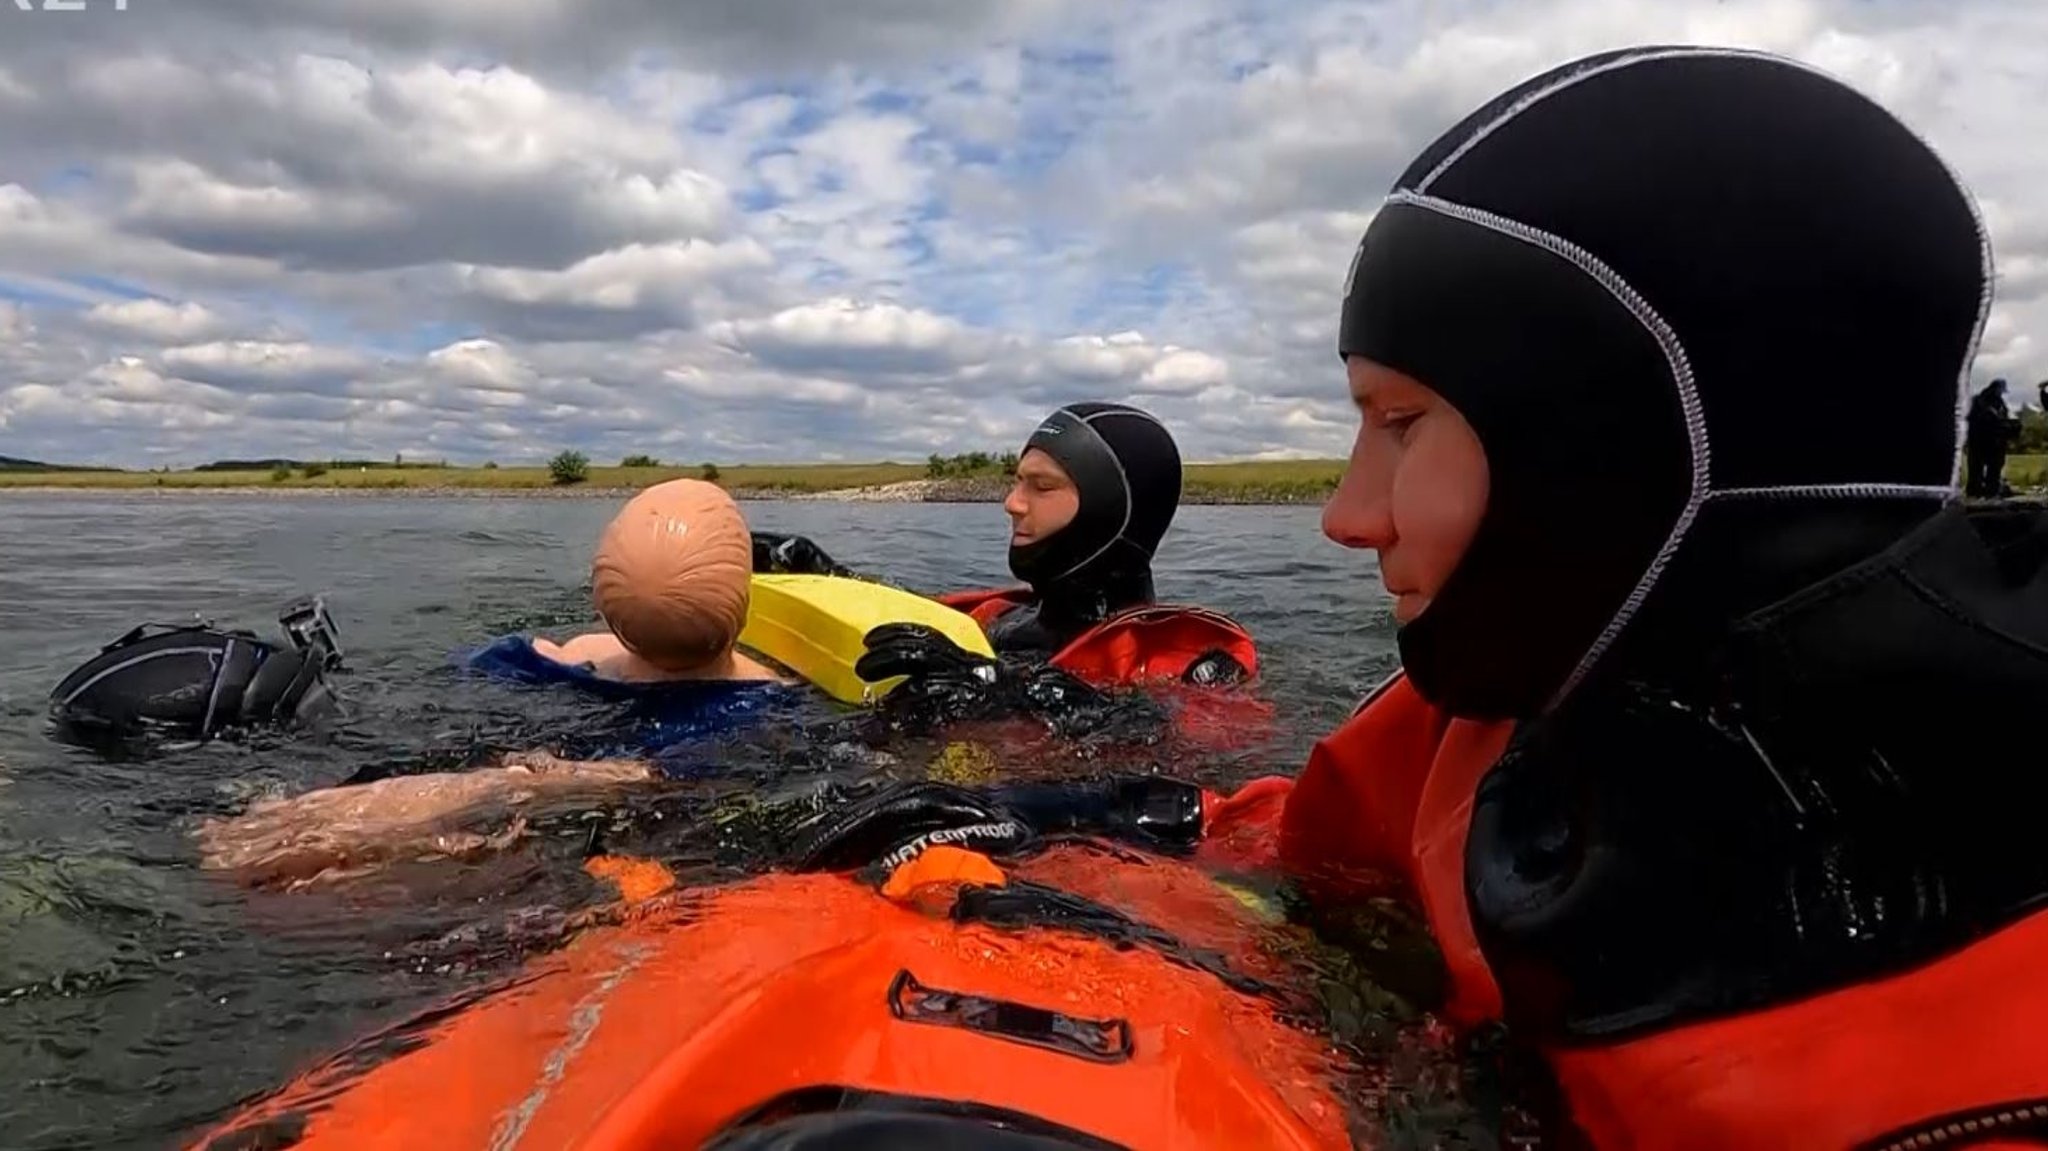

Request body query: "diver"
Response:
[940, 400, 1187, 658]
[1173, 45, 2048, 1150]
[47, 594, 346, 744]
[756, 400, 1260, 735]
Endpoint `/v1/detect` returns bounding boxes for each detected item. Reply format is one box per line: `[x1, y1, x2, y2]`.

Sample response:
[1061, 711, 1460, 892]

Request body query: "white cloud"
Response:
[158, 341, 374, 395]
[82, 298, 229, 343]
[0, 0, 2041, 469]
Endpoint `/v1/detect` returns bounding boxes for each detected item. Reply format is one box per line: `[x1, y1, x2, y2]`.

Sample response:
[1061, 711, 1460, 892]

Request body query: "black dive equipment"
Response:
[48, 595, 346, 740]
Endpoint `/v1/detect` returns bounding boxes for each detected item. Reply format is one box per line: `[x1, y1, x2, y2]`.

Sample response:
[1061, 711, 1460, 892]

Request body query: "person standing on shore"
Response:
[1965, 379, 2020, 497]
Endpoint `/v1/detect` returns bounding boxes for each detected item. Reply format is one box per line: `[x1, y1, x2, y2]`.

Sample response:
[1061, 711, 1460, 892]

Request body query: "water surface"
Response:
[0, 492, 1406, 1150]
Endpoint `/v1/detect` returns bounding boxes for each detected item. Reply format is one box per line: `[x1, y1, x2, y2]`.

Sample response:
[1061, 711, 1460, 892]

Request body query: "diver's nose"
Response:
[1322, 455, 1393, 551]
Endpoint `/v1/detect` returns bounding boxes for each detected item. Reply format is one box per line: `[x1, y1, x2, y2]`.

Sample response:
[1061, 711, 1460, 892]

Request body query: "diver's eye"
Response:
[1370, 409, 1421, 435]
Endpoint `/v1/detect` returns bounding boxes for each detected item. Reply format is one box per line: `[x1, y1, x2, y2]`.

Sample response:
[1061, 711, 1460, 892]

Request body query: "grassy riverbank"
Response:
[0, 458, 1358, 503]
[4, 455, 2041, 502]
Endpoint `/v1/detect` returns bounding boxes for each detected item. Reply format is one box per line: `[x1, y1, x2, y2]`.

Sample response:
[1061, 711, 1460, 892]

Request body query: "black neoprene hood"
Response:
[1338, 45, 1992, 720]
[1007, 401, 1181, 595]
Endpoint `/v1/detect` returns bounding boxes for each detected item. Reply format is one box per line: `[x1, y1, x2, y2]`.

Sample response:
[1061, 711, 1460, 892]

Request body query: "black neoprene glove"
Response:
[750, 531, 856, 578]
[854, 623, 1157, 739]
[779, 775, 1209, 874]
[781, 779, 1036, 872]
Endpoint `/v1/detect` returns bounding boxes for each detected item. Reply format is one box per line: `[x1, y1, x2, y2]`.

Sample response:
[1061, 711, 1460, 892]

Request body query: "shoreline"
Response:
[0, 477, 1336, 505]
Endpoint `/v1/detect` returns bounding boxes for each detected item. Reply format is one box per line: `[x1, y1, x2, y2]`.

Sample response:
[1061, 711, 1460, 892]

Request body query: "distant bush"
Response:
[926, 451, 1005, 479]
[700, 462, 721, 482]
[301, 462, 327, 478]
[1000, 451, 1019, 475]
[483, 460, 499, 470]
[620, 454, 660, 468]
[270, 465, 292, 482]
[549, 450, 589, 485]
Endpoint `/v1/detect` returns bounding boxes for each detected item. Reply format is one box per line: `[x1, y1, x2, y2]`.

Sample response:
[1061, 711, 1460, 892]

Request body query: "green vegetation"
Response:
[926, 451, 1018, 478]
[2007, 452, 2048, 490]
[2019, 407, 2047, 454]
[1183, 458, 1344, 502]
[4, 453, 2040, 503]
[549, 450, 590, 486]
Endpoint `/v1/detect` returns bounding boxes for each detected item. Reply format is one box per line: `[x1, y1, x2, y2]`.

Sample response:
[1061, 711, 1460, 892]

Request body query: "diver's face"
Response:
[1005, 448, 1081, 546]
[1322, 356, 1489, 625]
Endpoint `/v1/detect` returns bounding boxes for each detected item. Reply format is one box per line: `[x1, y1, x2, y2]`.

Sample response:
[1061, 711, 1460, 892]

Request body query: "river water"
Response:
[0, 493, 1436, 1150]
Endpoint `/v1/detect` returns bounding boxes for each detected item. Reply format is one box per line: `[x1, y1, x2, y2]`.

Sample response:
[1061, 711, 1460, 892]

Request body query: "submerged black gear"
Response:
[49, 596, 345, 742]
[1338, 46, 1990, 722]
[996, 402, 1181, 653]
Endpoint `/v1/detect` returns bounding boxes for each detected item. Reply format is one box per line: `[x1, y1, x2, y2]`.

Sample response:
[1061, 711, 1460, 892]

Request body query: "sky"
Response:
[0, 0, 2043, 468]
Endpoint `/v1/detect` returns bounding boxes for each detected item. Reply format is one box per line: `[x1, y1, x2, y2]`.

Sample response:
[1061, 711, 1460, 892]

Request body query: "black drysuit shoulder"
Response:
[1466, 499, 2048, 1040]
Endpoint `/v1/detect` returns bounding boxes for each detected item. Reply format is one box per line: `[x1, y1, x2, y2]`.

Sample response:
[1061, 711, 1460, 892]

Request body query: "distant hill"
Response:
[194, 458, 453, 471]
[0, 455, 119, 473]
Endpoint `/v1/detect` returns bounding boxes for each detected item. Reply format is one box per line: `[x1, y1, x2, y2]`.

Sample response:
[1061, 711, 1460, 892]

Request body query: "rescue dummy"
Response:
[532, 477, 784, 684]
[196, 480, 787, 888]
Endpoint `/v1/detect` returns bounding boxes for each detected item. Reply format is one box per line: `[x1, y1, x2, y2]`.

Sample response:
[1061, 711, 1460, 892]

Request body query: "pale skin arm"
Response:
[201, 632, 787, 889]
[195, 750, 654, 890]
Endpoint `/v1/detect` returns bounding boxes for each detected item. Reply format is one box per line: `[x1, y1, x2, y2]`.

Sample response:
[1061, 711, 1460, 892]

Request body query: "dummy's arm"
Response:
[852, 622, 1170, 740]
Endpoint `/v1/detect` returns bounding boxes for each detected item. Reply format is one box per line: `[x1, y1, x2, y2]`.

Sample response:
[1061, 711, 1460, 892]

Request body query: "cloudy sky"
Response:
[1, 0, 2042, 468]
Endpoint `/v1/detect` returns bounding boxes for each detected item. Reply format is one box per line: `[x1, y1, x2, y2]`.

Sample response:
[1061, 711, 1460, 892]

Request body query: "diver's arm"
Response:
[1195, 673, 1460, 878]
[773, 775, 1211, 874]
[853, 623, 1169, 740]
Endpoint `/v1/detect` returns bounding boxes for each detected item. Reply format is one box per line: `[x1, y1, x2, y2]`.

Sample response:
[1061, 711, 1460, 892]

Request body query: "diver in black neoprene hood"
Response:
[978, 400, 1184, 655]
[756, 400, 1255, 735]
[754, 400, 1185, 658]
[48, 595, 346, 745]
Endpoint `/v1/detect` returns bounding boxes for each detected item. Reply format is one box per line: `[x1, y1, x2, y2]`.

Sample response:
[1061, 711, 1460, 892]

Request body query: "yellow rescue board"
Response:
[738, 574, 995, 705]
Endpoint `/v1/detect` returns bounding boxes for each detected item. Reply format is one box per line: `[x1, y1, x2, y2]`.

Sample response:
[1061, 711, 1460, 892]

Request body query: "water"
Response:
[0, 493, 1408, 1150]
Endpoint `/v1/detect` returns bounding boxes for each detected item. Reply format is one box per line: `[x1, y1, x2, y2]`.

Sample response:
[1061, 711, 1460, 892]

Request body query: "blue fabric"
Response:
[462, 635, 805, 769]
